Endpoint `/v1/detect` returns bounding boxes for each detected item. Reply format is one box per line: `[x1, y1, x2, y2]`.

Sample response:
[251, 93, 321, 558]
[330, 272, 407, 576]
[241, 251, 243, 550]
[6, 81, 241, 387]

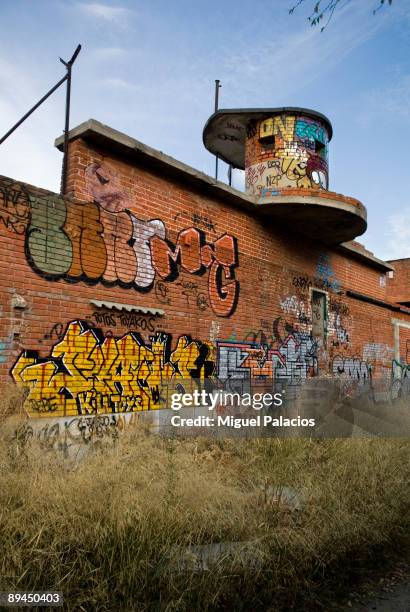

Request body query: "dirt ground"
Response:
[349, 582, 410, 611]
[337, 560, 410, 611]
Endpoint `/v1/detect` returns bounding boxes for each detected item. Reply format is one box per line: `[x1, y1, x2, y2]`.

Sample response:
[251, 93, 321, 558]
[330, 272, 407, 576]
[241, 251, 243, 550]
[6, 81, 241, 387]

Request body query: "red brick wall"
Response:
[0, 137, 409, 417]
[387, 258, 410, 305]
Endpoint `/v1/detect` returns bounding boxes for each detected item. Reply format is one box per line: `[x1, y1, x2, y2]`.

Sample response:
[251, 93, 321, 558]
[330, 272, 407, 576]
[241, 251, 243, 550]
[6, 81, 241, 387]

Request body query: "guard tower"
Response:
[203, 107, 367, 244]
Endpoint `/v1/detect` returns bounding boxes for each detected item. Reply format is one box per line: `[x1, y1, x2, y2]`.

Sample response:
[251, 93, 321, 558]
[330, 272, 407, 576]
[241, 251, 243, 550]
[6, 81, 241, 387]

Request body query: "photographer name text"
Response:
[170, 415, 316, 429]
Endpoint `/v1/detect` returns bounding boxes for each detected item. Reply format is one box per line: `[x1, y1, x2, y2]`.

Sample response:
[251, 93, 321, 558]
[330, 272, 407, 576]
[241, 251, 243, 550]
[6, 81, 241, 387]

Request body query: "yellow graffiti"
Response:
[259, 115, 295, 142]
[12, 322, 211, 417]
[281, 157, 311, 189]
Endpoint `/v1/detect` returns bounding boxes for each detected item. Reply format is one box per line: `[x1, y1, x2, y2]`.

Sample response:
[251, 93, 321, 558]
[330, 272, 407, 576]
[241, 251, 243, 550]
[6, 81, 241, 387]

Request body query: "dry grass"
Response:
[0, 401, 409, 611]
[0, 384, 28, 421]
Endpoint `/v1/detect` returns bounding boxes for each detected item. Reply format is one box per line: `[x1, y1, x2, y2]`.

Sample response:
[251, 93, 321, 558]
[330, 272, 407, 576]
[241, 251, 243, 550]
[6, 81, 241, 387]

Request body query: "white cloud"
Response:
[90, 46, 128, 61]
[387, 208, 410, 259]
[219, 3, 383, 106]
[359, 73, 410, 124]
[99, 77, 138, 90]
[75, 2, 134, 26]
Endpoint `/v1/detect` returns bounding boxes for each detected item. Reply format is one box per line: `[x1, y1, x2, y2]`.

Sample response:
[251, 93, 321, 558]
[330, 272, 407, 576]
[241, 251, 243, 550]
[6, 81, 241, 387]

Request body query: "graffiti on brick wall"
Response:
[329, 313, 349, 347]
[316, 253, 341, 292]
[216, 342, 274, 394]
[246, 157, 328, 195]
[88, 311, 157, 332]
[174, 211, 216, 233]
[39, 323, 65, 344]
[332, 355, 370, 384]
[155, 280, 171, 305]
[328, 299, 351, 347]
[274, 332, 318, 393]
[177, 280, 209, 311]
[0, 340, 9, 364]
[242, 316, 293, 349]
[12, 321, 214, 417]
[85, 162, 238, 316]
[0, 178, 239, 318]
[14, 413, 139, 453]
[242, 326, 278, 350]
[0, 183, 30, 234]
[245, 114, 329, 195]
[292, 273, 341, 296]
[330, 300, 350, 317]
[287, 262, 346, 347]
[332, 355, 371, 397]
[363, 343, 394, 364]
[12, 318, 319, 416]
[216, 331, 318, 396]
[329, 350, 409, 402]
[294, 119, 327, 145]
[391, 360, 410, 400]
[150, 228, 239, 316]
[280, 295, 311, 327]
[10, 315, 409, 416]
[281, 281, 349, 348]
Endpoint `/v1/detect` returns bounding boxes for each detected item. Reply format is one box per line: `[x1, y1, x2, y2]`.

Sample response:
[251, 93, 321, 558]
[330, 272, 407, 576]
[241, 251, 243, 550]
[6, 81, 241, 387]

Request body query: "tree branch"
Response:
[289, 0, 393, 30]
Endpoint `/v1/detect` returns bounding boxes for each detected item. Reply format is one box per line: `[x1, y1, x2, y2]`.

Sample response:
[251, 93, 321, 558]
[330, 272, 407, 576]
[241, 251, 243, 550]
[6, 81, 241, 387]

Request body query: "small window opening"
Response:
[311, 290, 327, 341]
[259, 134, 276, 147]
[315, 140, 325, 154]
[258, 119, 276, 147]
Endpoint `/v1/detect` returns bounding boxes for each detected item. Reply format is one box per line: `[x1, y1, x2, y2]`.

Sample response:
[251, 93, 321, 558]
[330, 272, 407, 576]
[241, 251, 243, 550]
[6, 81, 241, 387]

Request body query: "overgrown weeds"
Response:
[0, 403, 409, 611]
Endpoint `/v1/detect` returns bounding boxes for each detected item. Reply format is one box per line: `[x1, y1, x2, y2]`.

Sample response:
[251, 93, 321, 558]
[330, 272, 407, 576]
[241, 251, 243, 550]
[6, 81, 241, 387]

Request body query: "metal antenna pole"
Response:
[60, 44, 81, 195]
[214, 79, 221, 180]
[0, 44, 81, 194]
[0, 75, 67, 146]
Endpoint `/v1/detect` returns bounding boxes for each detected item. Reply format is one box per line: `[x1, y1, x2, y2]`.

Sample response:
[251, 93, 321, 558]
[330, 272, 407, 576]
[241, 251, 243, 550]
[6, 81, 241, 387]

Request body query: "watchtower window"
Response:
[315, 140, 325, 154]
[258, 118, 276, 147]
[259, 134, 276, 147]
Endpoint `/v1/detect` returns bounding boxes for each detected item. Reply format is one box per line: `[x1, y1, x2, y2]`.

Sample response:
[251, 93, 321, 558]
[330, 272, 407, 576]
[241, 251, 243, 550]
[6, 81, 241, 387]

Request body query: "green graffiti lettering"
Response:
[26, 196, 72, 275]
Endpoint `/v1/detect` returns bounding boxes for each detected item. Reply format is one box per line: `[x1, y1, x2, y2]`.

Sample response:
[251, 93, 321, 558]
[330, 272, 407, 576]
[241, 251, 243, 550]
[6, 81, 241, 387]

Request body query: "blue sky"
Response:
[0, 0, 409, 260]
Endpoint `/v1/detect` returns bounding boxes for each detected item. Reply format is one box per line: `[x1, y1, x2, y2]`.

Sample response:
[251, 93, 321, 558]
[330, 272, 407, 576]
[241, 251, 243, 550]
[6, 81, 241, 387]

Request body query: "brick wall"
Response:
[387, 258, 410, 305]
[0, 136, 409, 417]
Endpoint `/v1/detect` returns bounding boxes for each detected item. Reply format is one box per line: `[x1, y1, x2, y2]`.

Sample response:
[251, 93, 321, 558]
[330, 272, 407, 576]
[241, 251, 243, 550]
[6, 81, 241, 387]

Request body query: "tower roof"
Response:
[203, 107, 333, 169]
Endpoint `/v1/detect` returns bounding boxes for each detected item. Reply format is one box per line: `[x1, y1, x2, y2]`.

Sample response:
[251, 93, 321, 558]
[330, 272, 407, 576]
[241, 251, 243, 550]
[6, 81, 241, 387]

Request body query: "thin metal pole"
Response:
[214, 79, 220, 112]
[214, 79, 221, 180]
[0, 43, 81, 200]
[61, 64, 72, 195]
[0, 74, 68, 146]
[60, 44, 81, 195]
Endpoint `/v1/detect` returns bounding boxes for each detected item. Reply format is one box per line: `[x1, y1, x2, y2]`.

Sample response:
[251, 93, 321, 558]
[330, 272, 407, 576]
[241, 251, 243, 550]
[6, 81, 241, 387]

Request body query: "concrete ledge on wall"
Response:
[339, 242, 395, 272]
[55, 119, 256, 215]
[255, 194, 367, 245]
